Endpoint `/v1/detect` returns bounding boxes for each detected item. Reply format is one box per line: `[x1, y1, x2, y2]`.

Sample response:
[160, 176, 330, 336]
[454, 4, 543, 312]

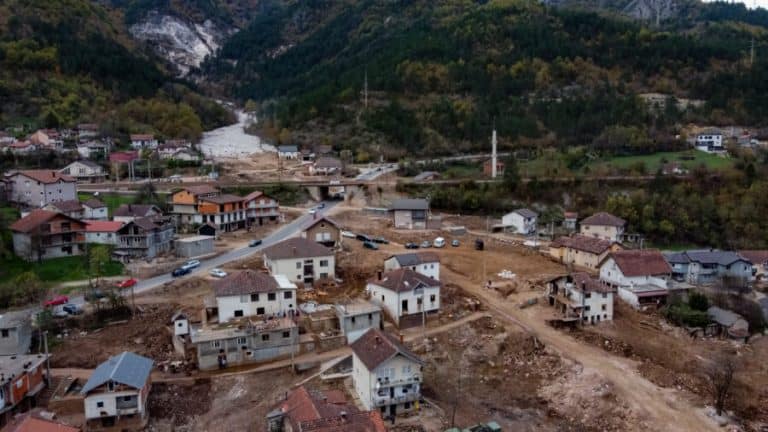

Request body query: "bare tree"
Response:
[705, 351, 736, 416]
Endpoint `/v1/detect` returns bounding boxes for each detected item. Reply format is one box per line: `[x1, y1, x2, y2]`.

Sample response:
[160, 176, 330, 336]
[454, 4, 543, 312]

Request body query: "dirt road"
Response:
[447, 268, 720, 432]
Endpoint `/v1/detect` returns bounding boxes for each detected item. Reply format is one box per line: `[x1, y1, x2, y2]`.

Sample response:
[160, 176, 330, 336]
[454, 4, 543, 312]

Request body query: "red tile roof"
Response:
[581, 212, 626, 227]
[5, 415, 80, 432]
[550, 235, 617, 255]
[738, 250, 768, 265]
[272, 386, 385, 432]
[109, 151, 139, 162]
[83, 198, 106, 209]
[130, 134, 154, 141]
[10, 210, 84, 233]
[605, 249, 671, 277]
[15, 170, 74, 184]
[350, 328, 422, 371]
[199, 194, 244, 204]
[183, 185, 220, 196]
[263, 237, 333, 260]
[213, 270, 280, 297]
[47, 199, 83, 213]
[84, 220, 124, 232]
[367, 268, 440, 293]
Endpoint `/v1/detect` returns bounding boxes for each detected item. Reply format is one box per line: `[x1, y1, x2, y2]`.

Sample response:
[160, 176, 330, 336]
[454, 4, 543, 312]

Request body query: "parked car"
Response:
[209, 268, 227, 278]
[404, 242, 419, 249]
[475, 239, 485, 251]
[44, 295, 69, 307]
[363, 241, 379, 250]
[249, 239, 263, 247]
[116, 278, 137, 288]
[63, 303, 83, 315]
[372, 237, 389, 244]
[317, 202, 326, 209]
[84, 289, 105, 302]
[181, 260, 201, 271]
[451, 239, 460, 247]
[172, 267, 191, 277]
[356, 234, 372, 242]
[341, 230, 356, 238]
[433, 237, 446, 248]
[420, 240, 431, 248]
[308, 208, 317, 215]
[52, 307, 69, 318]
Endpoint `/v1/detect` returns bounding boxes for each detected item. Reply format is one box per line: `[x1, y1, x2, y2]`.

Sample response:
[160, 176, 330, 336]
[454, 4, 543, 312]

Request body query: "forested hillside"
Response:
[203, 0, 768, 157]
[0, 0, 232, 140]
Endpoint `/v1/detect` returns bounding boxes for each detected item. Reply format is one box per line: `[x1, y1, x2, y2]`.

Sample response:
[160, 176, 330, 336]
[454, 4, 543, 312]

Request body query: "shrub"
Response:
[688, 292, 710, 311]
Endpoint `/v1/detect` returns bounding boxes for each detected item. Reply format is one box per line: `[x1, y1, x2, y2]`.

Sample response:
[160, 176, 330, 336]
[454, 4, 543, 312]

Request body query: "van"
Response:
[433, 237, 446, 248]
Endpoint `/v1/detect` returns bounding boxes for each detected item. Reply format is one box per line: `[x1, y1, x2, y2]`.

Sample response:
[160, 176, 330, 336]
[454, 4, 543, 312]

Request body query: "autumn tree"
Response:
[705, 351, 736, 416]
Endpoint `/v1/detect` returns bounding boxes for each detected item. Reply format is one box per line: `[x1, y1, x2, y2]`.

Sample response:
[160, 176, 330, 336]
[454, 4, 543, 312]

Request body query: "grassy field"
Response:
[0, 255, 124, 283]
[595, 151, 733, 171]
[78, 193, 136, 214]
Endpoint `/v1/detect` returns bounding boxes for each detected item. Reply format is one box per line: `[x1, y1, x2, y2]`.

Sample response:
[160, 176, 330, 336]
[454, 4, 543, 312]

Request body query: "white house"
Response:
[546, 273, 615, 324]
[389, 199, 430, 230]
[599, 249, 671, 309]
[579, 212, 626, 242]
[502, 208, 538, 235]
[84, 220, 123, 245]
[277, 145, 300, 159]
[351, 328, 424, 418]
[262, 237, 335, 285]
[213, 270, 298, 323]
[171, 311, 189, 336]
[60, 160, 106, 183]
[83, 198, 108, 220]
[366, 269, 441, 328]
[383, 252, 440, 280]
[309, 157, 343, 176]
[695, 129, 725, 154]
[5, 170, 77, 208]
[130, 134, 158, 149]
[81, 351, 153, 430]
[77, 140, 109, 159]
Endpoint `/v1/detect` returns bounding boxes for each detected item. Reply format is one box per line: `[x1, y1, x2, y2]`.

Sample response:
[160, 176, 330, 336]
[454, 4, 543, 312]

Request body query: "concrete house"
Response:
[309, 157, 343, 176]
[580, 212, 626, 242]
[389, 199, 429, 230]
[170, 186, 264, 232]
[599, 249, 671, 309]
[502, 208, 538, 235]
[549, 235, 623, 271]
[0, 354, 49, 423]
[665, 250, 753, 286]
[112, 204, 162, 224]
[81, 352, 153, 431]
[115, 216, 175, 259]
[563, 211, 578, 231]
[28, 129, 63, 151]
[739, 250, 768, 280]
[84, 220, 123, 246]
[83, 198, 108, 220]
[546, 273, 615, 324]
[157, 140, 192, 160]
[277, 145, 299, 160]
[351, 328, 424, 417]
[129, 134, 158, 149]
[78, 123, 99, 141]
[59, 160, 106, 183]
[77, 140, 109, 159]
[6, 170, 77, 208]
[43, 199, 84, 219]
[243, 191, 281, 226]
[695, 129, 725, 154]
[263, 237, 335, 285]
[169, 185, 221, 226]
[300, 215, 341, 248]
[10, 210, 86, 261]
[212, 270, 298, 323]
[366, 269, 441, 328]
[334, 299, 383, 344]
[266, 386, 386, 432]
[383, 252, 440, 280]
[0, 310, 32, 355]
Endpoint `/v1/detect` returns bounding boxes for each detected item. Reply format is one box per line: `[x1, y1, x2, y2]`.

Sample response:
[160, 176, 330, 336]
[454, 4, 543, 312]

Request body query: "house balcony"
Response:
[373, 392, 420, 407]
[376, 375, 421, 388]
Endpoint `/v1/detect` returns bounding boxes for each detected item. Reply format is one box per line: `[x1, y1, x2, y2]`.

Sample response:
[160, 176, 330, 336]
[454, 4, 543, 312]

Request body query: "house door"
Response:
[303, 260, 314, 284]
[389, 403, 396, 417]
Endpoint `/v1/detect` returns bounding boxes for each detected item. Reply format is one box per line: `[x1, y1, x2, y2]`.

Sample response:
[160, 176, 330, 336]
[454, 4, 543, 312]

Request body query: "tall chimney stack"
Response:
[491, 129, 498, 179]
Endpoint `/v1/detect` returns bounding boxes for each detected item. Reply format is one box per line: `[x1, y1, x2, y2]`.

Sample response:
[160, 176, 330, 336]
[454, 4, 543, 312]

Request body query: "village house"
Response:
[5, 141, 37, 155]
[263, 237, 335, 285]
[169, 185, 220, 226]
[0, 132, 15, 146]
[665, 250, 753, 286]
[243, 190, 280, 226]
[77, 123, 99, 141]
[579, 212, 626, 242]
[0, 354, 49, 423]
[277, 145, 300, 160]
[81, 351, 153, 431]
[43, 199, 84, 219]
[300, 215, 342, 248]
[351, 328, 424, 418]
[77, 140, 109, 159]
[309, 157, 343, 176]
[5, 170, 77, 208]
[482, 158, 505, 177]
[212, 270, 298, 323]
[334, 299, 383, 344]
[366, 269, 441, 328]
[383, 252, 440, 280]
[82, 198, 108, 220]
[28, 129, 63, 152]
[546, 273, 615, 324]
[266, 386, 386, 432]
[695, 129, 725, 154]
[189, 316, 299, 370]
[10, 210, 86, 261]
[599, 249, 671, 309]
[60, 160, 106, 183]
[108, 151, 140, 182]
[707, 306, 749, 340]
[115, 216, 175, 259]
[299, 148, 315, 162]
[170, 186, 278, 232]
[196, 194, 249, 232]
[112, 204, 162, 223]
[739, 250, 768, 280]
[129, 134, 158, 149]
[502, 208, 538, 235]
[157, 140, 192, 160]
[549, 235, 623, 271]
[84, 220, 123, 246]
[389, 199, 429, 230]
[0, 310, 32, 355]
[563, 211, 578, 231]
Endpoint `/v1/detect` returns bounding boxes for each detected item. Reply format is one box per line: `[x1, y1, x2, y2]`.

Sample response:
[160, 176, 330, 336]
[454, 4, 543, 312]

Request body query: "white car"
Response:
[209, 268, 227, 278]
[308, 208, 317, 215]
[341, 230, 356, 239]
[182, 260, 201, 271]
[433, 237, 446, 248]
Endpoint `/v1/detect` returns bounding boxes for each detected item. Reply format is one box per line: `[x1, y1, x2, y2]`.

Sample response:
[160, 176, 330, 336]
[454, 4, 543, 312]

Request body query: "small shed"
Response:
[707, 306, 749, 340]
[197, 222, 218, 238]
[171, 311, 189, 336]
[175, 235, 215, 258]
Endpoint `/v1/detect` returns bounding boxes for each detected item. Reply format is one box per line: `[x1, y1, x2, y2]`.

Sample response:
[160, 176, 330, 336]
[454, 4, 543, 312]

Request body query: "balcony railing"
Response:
[375, 375, 421, 387]
[373, 392, 420, 407]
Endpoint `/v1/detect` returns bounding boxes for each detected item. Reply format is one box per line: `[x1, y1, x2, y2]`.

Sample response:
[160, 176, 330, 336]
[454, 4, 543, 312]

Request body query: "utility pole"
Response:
[364, 68, 369, 110]
[43, 331, 50, 386]
[750, 37, 756, 67]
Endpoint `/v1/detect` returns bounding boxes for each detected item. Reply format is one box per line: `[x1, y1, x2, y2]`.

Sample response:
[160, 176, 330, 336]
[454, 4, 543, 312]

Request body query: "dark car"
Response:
[363, 241, 379, 250]
[249, 239, 263, 247]
[318, 202, 326, 209]
[475, 239, 485, 251]
[84, 289, 105, 302]
[372, 237, 389, 244]
[404, 242, 419, 249]
[356, 234, 372, 242]
[172, 267, 191, 277]
[63, 303, 83, 315]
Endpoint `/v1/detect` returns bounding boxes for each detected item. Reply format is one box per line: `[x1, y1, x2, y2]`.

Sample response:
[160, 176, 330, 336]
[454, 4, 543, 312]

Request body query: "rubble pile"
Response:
[148, 381, 212, 429]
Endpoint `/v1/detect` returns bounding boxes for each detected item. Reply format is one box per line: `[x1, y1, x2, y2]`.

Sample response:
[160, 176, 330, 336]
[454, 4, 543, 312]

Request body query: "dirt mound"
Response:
[148, 380, 213, 425]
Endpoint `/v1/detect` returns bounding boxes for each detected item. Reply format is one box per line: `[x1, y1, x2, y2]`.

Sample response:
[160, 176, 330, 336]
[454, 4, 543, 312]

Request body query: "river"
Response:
[198, 110, 276, 158]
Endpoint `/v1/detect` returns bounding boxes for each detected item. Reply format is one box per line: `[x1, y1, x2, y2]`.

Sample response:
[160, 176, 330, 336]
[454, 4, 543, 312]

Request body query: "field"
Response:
[596, 151, 733, 171]
[77, 192, 135, 214]
[0, 255, 123, 283]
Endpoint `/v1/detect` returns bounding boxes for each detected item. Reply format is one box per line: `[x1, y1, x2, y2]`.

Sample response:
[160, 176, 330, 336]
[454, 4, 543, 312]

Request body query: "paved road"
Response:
[355, 164, 399, 181]
[70, 201, 339, 306]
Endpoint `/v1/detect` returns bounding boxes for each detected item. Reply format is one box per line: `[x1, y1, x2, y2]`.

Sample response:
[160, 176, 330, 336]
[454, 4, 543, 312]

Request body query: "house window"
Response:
[257, 307, 265, 315]
[402, 300, 408, 312]
[0, 330, 8, 338]
[251, 293, 259, 302]
[240, 295, 248, 303]
[430, 294, 436, 302]
[585, 306, 591, 311]
[284, 291, 292, 299]
[320, 273, 328, 279]
[602, 293, 607, 298]
[602, 304, 607, 311]
[584, 293, 591, 299]
[97, 402, 104, 408]
[124, 396, 132, 402]
[282, 331, 290, 338]
[368, 313, 373, 321]
[296, 262, 301, 269]
[236, 337, 247, 345]
[262, 334, 270, 341]
[404, 402, 411, 409]
[234, 310, 244, 317]
[402, 365, 411, 374]
[319, 260, 328, 267]
[268, 293, 276, 301]
[351, 316, 356, 324]
[417, 297, 422, 305]
[211, 341, 221, 348]
[108, 382, 114, 391]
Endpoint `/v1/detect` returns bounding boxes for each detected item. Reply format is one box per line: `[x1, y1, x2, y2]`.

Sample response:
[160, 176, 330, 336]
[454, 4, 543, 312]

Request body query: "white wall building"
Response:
[335, 299, 382, 344]
[263, 237, 335, 285]
[84, 220, 123, 245]
[502, 208, 538, 235]
[546, 273, 615, 324]
[366, 269, 440, 328]
[695, 130, 725, 154]
[383, 252, 440, 280]
[599, 249, 671, 309]
[351, 328, 424, 418]
[213, 271, 298, 323]
[579, 212, 626, 242]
